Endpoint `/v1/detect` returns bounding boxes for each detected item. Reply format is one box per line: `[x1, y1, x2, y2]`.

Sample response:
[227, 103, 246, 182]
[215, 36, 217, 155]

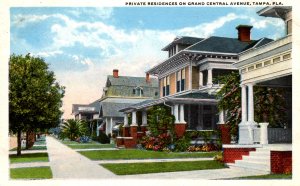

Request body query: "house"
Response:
[222, 6, 292, 174]
[72, 99, 100, 121]
[98, 69, 159, 136]
[118, 25, 274, 144]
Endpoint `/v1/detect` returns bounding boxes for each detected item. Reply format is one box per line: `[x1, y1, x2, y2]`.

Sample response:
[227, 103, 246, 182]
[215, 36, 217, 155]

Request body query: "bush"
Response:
[94, 132, 110, 144]
[140, 133, 172, 151]
[60, 119, 88, 141]
[174, 136, 190, 152]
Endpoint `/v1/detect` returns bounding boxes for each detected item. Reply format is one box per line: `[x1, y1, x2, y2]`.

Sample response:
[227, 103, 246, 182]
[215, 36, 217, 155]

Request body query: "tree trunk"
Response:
[25, 130, 29, 149]
[17, 130, 21, 156]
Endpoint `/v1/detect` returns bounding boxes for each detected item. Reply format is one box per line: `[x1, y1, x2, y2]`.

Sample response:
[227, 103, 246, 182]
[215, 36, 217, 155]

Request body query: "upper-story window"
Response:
[133, 87, 143, 97]
[169, 45, 177, 57]
[163, 76, 170, 96]
[176, 68, 185, 92]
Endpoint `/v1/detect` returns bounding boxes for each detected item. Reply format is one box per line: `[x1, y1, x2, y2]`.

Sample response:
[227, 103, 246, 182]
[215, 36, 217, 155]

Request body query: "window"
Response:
[176, 68, 185, 92]
[133, 87, 143, 97]
[162, 76, 170, 96]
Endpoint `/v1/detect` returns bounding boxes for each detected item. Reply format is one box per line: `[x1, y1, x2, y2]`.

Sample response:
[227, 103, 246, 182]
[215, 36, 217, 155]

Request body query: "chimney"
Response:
[146, 73, 150, 83]
[113, 69, 119, 78]
[236, 25, 253, 42]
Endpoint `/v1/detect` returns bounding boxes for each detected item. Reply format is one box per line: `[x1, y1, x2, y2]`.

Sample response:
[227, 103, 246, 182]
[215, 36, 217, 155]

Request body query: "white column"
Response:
[110, 117, 113, 134]
[259, 122, 269, 145]
[241, 84, 247, 123]
[207, 68, 213, 86]
[217, 110, 225, 124]
[142, 111, 147, 126]
[124, 113, 129, 127]
[96, 122, 100, 136]
[171, 106, 174, 115]
[199, 71, 203, 87]
[131, 111, 138, 126]
[247, 83, 255, 124]
[174, 104, 179, 123]
[179, 104, 186, 123]
[105, 118, 109, 135]
[78, 114, 82, 120]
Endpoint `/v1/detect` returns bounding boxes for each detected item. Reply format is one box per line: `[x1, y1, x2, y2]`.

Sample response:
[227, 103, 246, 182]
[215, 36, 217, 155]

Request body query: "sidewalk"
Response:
[46, 136, 116, 179]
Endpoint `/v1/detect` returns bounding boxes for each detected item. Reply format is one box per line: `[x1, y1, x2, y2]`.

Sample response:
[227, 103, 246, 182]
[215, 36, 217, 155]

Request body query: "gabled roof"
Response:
[107, 75, 158, 88]
[186, 36, 259, 54]
[72, 99, 100, 115]
[162, 36, 203, 51]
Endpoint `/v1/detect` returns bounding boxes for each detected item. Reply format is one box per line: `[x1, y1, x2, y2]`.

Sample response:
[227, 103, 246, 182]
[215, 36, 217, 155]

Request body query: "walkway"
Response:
[46, 136, 116, 179]
[121, 167, 268, 179]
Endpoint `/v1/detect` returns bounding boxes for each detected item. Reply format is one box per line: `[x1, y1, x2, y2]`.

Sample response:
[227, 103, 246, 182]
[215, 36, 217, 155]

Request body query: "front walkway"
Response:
[46, 136, 116, 179]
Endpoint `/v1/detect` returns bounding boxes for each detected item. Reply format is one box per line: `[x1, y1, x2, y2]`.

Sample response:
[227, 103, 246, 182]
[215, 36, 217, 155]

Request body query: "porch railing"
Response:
[268, 128, 292, 144]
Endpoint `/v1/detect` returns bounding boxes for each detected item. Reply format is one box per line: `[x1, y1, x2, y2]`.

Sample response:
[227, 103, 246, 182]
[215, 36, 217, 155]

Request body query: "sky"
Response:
[10, 7, 286, 119]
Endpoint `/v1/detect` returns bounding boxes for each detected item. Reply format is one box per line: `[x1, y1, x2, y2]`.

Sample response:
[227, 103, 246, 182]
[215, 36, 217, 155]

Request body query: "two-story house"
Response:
[72, 99, 100, 121]
[98, 69, 159, 136]
[120, 26, 273, 138]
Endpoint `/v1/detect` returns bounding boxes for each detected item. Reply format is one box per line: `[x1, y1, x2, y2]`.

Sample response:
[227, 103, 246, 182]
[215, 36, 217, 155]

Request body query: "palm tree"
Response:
[60, 119, 87, 141]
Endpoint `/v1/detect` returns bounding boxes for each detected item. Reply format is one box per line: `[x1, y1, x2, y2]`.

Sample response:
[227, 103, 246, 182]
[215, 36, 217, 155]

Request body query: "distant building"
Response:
[98, 69, 159, 135]
[72, 99, 100, 121]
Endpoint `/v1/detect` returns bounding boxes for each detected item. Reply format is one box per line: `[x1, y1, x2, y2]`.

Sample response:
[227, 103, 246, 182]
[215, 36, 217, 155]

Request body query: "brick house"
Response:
[119, 27, 274, 140]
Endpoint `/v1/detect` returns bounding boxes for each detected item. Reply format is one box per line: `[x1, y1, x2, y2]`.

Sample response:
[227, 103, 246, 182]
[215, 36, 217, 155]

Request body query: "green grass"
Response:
[34, 140, 46, 145]
[101, 160, 225, 175]
[60, 140, 99, 145]
[10, 145, 47, 151]
[10, 153, 49, 163]
[10, 166, 52, 179]
[79, 149, 221, 160]
[67, 144, 115, 149]
[232, 174, 292, 179]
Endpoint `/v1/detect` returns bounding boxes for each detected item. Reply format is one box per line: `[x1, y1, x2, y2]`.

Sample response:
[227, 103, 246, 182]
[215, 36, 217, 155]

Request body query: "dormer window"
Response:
[169, 45, 177, 57]
[133, 86, 143, 97]
[176, 68, 185, 92]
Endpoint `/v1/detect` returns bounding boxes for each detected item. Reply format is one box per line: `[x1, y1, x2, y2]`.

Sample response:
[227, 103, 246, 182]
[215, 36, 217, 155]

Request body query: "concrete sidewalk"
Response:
[46, 136, 116, 179]
[10, 162, 49, 168]
[121, 167, 268, 179]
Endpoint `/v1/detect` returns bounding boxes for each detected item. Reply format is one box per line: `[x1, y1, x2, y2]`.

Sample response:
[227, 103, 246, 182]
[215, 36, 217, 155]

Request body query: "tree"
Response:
[60, 119, 88, 141]
[9, 54, 65, 155]
[216, 71, 287, 140]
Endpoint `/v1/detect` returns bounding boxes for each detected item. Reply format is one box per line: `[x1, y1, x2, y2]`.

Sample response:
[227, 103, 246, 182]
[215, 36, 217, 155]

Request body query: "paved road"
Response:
[46, 136, 116, 179]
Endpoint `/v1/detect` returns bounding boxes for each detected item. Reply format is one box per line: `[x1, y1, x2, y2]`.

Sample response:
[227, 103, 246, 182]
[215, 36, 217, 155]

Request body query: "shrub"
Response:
[95, 132, 110, 144]
[174, 136, 190, 152]
[140, 133, 172, 151]
[60, 119, 88, 141]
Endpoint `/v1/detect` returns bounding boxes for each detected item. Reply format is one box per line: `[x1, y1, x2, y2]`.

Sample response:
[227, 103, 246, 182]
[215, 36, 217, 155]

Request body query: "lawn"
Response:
[10, 153, 49, 163]
[10, 166, 52, 179]
[60, 140, 100, 145]
[232, 174, 292, 179]
[79, 149, 221, 160]
[101, 160, 225, 175]
[10, 145, 47, 151]
[67, 144, 115, 149]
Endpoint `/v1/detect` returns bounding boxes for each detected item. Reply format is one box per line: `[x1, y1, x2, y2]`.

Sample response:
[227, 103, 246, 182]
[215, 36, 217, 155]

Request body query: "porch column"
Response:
[131, 111, 138, 126]
[247, 83, 255, 124]
[174, 104, 179, 123]
[199, 71, 203, 87]
[96, 122, 100, 136]
[241, 84, 247, 123]
[207, 68, 213, 86]
[141, 111, 147, 126]
[171, 106, 174, 115]
[217, 110, 225, 124]
[105, 118, 109, 135]
[179, 104, 186, 123]
[123, 113, 130, 137]
[175, 104, 186, 138]
[141, 111, 148, 133]
[110, 117, 113, 135]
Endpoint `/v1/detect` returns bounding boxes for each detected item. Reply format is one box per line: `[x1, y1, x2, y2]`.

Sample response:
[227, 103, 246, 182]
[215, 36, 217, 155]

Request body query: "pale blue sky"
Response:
[10, 7, 286, 118]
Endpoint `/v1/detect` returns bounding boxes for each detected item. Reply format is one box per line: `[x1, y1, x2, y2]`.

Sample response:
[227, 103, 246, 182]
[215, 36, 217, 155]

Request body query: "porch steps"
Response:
[227, 147, 271, 173]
